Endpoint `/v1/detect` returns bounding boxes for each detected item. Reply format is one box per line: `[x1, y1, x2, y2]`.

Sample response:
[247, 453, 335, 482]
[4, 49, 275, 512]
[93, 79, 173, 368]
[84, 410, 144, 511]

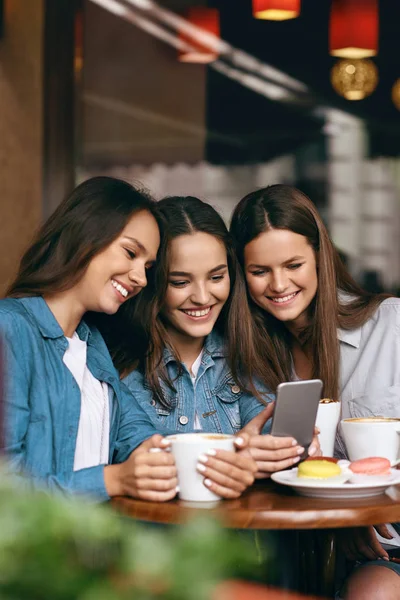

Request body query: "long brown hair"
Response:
[113, 196, 269, 407]
[7, 175, 161, 299]
[230, 184, 391, 400]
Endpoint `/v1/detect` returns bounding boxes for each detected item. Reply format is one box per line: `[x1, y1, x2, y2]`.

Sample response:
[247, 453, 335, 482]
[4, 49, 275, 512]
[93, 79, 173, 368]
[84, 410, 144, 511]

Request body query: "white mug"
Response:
[340, 417, 400, 464]
[167, 433, 235, 502]
[315, 401, 341, 457]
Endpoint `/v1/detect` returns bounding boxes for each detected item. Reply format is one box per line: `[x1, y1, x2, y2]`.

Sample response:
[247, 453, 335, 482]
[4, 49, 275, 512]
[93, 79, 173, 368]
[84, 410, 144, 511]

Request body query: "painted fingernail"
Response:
[160, 438, 171, 446]
[235, 437, 244, 446]
[383, 556, 389, 561]
[197, 463, 206, 472]
[297, 447, 305, 455]
[207, 449, 217, 456]
[175, 486, 180, 493]
[308, 445, 317, 456]
[149, 448, 162, 453]
[204, 479, 212, 487]
[293, 456, 301, 464]
[291, 439, 298, 446]
[198, 454, 208, 464]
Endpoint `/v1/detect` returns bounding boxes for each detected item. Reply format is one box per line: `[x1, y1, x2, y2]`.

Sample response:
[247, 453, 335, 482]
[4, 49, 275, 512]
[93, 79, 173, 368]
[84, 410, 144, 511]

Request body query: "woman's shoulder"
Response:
[340, 294, 400, 325]
[371, 297, 400, 324]
[0, 297, 25, 314]
[0, 299, 41, 368]
[377, 296, 400, 307]
[0, 298, 36, 332]
[356, 297, 400, 340]
[123, 368, 147, 392]
[339, 296, 400, 347]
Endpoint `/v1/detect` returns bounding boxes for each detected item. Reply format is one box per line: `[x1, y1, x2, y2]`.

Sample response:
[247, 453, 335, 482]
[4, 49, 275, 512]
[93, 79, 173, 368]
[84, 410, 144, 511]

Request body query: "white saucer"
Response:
[271, 468, 400, 499]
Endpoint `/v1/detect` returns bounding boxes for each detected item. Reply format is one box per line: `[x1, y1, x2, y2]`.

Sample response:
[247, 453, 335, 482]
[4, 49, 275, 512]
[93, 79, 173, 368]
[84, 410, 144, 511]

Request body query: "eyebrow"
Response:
[169, 264, 228, 277]
[247, 256, 305, 269]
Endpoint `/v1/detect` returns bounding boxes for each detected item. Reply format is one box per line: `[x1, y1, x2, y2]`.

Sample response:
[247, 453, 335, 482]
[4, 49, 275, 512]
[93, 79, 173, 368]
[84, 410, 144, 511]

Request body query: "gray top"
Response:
[336, 297, 400, 456]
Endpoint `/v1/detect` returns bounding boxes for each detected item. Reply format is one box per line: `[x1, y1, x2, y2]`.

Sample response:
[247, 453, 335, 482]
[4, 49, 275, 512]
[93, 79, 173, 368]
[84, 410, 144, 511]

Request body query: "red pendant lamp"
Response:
[252, 0, 300, 21]
[330, 0, 378, 59]
[178, 7, 220, 64]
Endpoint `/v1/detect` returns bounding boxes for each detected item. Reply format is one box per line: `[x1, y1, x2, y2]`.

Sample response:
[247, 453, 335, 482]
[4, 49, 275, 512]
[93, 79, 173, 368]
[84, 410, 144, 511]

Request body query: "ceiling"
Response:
[211, 0, 400, 156]
[82, 0, 400, 168]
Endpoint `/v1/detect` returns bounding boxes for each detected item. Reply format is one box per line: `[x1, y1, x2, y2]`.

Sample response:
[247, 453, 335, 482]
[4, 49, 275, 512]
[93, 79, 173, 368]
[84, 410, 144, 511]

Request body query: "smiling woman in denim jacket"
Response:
[115, 196, 318, 488]
[0, 178, 255, 503]
[0, 176, 175, 502]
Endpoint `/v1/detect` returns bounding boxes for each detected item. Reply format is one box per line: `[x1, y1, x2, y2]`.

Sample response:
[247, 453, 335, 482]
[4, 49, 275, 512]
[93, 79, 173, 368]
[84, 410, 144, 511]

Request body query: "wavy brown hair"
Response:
[230, 184, 391, 400]
[113, 196, 270, 408]
[7, 177, 162, 345]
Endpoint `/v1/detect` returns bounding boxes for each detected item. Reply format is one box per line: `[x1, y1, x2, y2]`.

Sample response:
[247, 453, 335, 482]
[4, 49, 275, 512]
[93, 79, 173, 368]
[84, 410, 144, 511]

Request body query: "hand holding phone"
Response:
[270, 379, 323, 460]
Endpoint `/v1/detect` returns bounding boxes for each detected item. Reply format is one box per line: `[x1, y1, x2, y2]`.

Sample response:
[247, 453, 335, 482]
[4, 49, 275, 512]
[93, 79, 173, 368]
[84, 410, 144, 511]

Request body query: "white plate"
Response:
[271, 468, 400, 499]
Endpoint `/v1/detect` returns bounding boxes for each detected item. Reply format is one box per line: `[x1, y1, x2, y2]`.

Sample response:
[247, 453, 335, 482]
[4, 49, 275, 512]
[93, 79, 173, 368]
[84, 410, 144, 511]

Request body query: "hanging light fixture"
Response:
[252, 0, 300, 21]
[392, 80, 400, 111]
[331, 58, 378, 101]
[178, 7, 220, 63]
[330, 0, 378, 59]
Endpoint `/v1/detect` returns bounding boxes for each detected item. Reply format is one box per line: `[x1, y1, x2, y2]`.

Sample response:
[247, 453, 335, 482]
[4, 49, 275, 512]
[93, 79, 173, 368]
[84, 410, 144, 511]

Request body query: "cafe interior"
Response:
[1, 1, 400, 599]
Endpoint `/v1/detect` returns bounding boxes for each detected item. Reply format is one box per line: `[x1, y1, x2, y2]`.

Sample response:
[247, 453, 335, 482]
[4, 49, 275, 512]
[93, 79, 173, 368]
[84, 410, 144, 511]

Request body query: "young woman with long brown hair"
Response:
[112, 196, 319, 495]
[230, 184, 400, 600]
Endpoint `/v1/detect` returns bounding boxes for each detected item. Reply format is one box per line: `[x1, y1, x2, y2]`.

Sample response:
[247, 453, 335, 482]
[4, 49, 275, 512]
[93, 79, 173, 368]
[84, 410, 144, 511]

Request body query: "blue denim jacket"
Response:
[0, 296, 158, 501]
[124, 331, 273, 434]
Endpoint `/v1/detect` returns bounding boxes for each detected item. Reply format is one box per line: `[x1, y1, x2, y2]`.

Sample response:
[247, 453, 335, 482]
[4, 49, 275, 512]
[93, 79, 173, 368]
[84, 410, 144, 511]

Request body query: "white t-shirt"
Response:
[63, 333, 110, 471]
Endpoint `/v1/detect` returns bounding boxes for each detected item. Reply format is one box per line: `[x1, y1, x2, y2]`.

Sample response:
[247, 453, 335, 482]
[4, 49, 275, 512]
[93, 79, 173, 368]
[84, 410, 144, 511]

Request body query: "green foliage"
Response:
[0, 477, 265, 600]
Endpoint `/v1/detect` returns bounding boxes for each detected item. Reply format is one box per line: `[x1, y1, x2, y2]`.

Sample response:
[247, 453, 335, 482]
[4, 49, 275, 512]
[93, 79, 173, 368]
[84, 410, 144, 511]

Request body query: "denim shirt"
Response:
[123, 331, 273, 435]
[0, 296, 158, 501]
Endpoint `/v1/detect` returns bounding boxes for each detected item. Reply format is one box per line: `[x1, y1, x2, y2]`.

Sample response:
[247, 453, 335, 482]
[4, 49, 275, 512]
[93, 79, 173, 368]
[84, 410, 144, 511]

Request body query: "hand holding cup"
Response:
[168, 433, 257, 502]
[104, 434, 177, 501]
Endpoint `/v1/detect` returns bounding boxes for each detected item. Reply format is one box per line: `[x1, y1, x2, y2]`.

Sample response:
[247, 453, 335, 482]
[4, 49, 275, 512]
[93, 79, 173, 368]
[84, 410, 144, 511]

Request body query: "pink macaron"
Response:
[349, 457, 391, 475]
[347, 457, 393, 484]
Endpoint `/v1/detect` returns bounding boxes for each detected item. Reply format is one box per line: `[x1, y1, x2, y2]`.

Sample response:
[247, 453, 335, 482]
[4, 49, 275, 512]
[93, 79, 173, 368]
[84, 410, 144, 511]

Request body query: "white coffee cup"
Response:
[316, 401, 341, 457]
[340, 417, 400, 463]
[167, 433, 235, 502]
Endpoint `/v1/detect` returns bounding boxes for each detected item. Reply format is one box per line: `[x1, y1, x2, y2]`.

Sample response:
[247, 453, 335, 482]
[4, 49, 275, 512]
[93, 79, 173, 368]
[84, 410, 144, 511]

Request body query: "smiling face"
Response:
[76, 209, 160, 315]
[244, 228, 318, 332]
[162, 231, 231, 345]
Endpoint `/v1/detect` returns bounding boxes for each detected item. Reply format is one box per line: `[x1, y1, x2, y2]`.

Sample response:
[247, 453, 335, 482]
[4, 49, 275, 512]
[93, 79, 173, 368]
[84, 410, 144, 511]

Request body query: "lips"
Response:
[267, 291, 300, 305]
[181, 306, 211, 318]
[111, 279, 134, 299]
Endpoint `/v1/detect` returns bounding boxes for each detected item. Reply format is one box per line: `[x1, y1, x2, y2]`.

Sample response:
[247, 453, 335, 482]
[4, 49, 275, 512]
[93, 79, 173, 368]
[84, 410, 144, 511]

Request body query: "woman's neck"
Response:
[285, 311, 309, 340]
[285, 313, 313, 380]
[44, 290, 86, 338]
[291, 338, 313, 380]
[166, 328, 205, 372]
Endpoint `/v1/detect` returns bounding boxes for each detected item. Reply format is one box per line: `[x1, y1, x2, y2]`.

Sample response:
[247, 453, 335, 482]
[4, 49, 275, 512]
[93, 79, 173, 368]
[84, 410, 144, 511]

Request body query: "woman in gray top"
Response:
[230, 184, 400, 600]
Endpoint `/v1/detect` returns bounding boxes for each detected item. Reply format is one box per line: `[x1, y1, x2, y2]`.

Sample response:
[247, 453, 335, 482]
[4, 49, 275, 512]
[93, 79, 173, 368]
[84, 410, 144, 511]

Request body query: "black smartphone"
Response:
[270, 379, 323, 458]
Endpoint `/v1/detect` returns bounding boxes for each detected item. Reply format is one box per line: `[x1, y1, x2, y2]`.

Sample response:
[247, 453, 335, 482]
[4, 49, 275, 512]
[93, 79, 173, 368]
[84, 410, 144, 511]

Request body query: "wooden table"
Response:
[112, 481, 400, 597]
[112, 480, 400, 530]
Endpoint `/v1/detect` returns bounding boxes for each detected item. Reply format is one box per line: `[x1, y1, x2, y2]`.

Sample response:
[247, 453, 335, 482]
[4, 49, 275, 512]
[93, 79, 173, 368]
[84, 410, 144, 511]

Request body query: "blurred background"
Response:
[1, 0, 400, 296]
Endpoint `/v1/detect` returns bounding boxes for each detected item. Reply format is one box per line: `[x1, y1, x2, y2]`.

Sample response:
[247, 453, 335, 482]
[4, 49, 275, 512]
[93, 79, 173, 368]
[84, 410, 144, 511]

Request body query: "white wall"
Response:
[326, 109, 400, 288]
[79, 154, 296, 224]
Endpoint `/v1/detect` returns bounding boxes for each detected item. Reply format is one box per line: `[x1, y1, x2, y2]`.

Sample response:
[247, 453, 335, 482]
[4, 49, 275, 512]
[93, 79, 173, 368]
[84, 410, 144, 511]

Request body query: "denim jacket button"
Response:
[231, 385, 241, 394]
[179, 415, 189, 425]
[150, 400, 156, 407]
